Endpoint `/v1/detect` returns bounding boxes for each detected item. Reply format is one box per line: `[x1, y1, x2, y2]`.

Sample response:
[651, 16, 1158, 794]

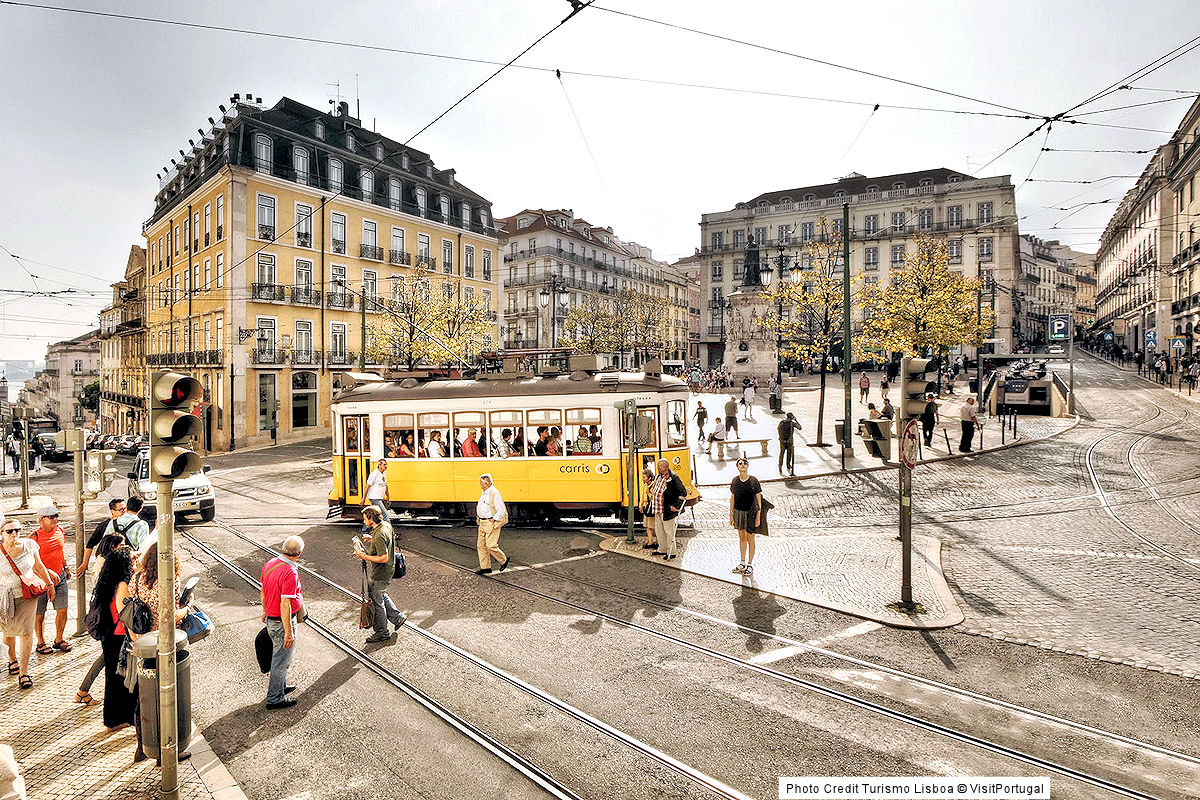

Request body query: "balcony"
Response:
[289, 349, 321, 366]
[115, 318, 143, 334]
[332, 239, 346, 255]
[360, 244, 384, 261]
[296, 232, 312, 248]
[251, 283, 287, 302]
[389, 249, 411, 266]
[326, 293, 355, 310]
[363, 296, 386, 313]
[251, 348, 284, 366]
[258, 224, 275, 241]
[326, 350, 357, 366]
[291, 286, 322, 306]
[415, 254, 437, 269]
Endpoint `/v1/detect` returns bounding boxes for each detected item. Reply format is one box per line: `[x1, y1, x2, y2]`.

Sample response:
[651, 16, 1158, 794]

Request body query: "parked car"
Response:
[1047, 344, 1065, 355]
[115, 435, 139, 455]
[126, 449, 216, 522]
[35, 432, 71, 462]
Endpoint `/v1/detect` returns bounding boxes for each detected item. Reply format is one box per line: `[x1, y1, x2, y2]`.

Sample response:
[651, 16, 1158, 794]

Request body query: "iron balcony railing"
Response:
[389, 249, 412, 266]
[291, 286, 322, 306]
[257, 224, 275, 240]
[296, 232, 312, 248]
[360, 244, 384, 261]
[252, 348, 284, 365]
[251, 283, 287, 301]
[332, 239, 346, 254]
[326, 350, 356, 366]
[326, 293, 355, 310]
[290, 349, 321, 366]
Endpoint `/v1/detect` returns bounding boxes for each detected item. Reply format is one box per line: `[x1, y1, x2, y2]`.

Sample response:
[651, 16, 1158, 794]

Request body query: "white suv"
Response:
[126, 449, 216, 522]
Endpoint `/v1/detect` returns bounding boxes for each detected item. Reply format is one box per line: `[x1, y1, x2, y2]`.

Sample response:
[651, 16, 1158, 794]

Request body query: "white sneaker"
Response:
[732, 563, 746, 573]
[743, 564, 754, 575]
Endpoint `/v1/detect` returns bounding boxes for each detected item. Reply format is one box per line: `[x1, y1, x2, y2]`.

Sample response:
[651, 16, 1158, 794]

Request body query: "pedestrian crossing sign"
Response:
[1172, 337, 1186, 350]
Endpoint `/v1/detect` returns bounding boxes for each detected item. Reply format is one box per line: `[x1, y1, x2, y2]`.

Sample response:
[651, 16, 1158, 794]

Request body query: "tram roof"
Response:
[333, 371, 687, 403]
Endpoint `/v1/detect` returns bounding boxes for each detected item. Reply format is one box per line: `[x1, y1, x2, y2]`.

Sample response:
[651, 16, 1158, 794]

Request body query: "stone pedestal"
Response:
[722, 288, 777, 383]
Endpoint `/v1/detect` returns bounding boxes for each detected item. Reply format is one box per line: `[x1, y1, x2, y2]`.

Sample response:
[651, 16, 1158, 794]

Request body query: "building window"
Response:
[389, 178, 402, 211]
[864, 247, 879, 269]
[363, 269, 377, 305]
[778, 225, 791, 245]
[892, 182, 905, 191]
[418, 233, 430, 259]
[891, 212, 906, 231]
[439, 194, 451, 221]
[328, 158, 343, 191]
[754, 226, 767, 246]
[464, 245, 475, 278]
[948, 205, 962, 227]
[346, 131, 355, 152]
[254, 134, 272, 172]
[258, 373, 276, 432]
[734, 259, 744, 279]
[711, 232, 724, 250]
[216, 253, 224, 288]
[832, 220, 843, 236]
[362, 220, 378, 250]
[332, 212, 346, 254]
[801, 222, 814, 241]
[712, 262, 723, 281]
[204, 204, 211, 246]
[256, 194, 276, 240]
[979, 237, 994, 261]
[948, 239, 962, 263]
[216, 195, 224, 240]
[256, 253, 276, 285]
[296, 203, 313, 248]
[314, 120, 325, 140]
[733, 230, 745, 249]
[331, 265, 347, 303]
[204, 258, 211, 289]
[864, 215, 879, 235]
[391, 227, 405, 258]
[360, 168, 374, 200]
[442, 240, 454, 273]
[462, 202, 471, 230]
[293, 147, 309, 184]
[415, 187, 427, 217]
[292, 371, 317, 428]
[482, 249, 492, 281]
[891, 244, 906, 265]
[918, 209, 933, 230]
[978, 202, 994, 224]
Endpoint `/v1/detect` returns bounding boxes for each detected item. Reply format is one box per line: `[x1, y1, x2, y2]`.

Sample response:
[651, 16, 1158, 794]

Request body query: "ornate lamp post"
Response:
[757, 245, 796, 407]
[538, 274, 568, 349]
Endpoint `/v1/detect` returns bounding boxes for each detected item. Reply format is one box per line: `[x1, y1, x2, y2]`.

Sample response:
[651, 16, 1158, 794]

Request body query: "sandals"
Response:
[35, 643, 54, 656]
[19, 675, 32, 690]
[76, 690, 97, 706]
[6, 660, 17, 676]
[53, 640, 73, 653]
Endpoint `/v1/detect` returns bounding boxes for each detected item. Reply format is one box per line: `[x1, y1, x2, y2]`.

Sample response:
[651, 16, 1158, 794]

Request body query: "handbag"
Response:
[254, 626, 273, 674]
[393, 549, 407, 580]
[118, 576, 154, 635]
[3, 546, 47, 600]
[181, 609, 213, 643]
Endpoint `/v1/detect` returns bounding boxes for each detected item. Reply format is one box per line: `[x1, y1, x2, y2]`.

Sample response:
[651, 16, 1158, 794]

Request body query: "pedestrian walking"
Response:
[364, 458, 390, 522]
[261, 536, 305, 710]
[742, 383, 755, 419]
[31, 505, 71, 656]
[2, 516, 56, 691]
[707, 417, 727, 459]
[651, 459, 686, 561]
[356, 506, 406, 643]
[89, 544, 137, 728]
[777, 412, 800, 476]
[30, 437, 44, 472]
[693, 402, 708, 444]
[724, 396, 739, 439]
[771, 379, 783, 413]
[75, 532, 125, 707]
[729, 459, 762, 576]
[6, 438, 18, 473]
[640, 466, 659, 553]
[80, 498, 125, 574]
[879, 377, 890, 401]
[111, 496, 150, 551]
[858, 372, 871, 403]
[474, 474, 508, 575]
[920, 393, 939, 447]
[959, 396, 980, 452]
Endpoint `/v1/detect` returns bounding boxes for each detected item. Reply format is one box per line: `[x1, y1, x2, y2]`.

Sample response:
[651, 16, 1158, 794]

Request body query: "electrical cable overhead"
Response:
[834, 104, 879, 171]
[1043, 147, 1155, 154]
[1025, 176, 1139, 184]
[1017, 124, 1053, 188]
[1065, 94, 1200, 118]
[556, 69, 612, 205]
[590, 5, 1042, 117]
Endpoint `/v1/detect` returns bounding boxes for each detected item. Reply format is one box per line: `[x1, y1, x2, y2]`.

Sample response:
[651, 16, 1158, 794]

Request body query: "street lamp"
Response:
[758, 245, 795, 410]
[538, 274, 568, 349]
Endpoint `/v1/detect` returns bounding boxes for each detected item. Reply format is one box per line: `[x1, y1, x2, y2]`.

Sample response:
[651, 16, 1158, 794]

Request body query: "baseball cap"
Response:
[39, 504, 60, 517]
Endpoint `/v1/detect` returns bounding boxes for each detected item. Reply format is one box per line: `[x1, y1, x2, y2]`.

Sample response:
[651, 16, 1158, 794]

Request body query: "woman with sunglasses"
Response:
[729, 458, 762, 576]
[1, 517, 57, 689]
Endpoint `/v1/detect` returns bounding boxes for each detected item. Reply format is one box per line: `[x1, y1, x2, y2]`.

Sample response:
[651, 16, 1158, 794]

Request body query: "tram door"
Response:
[343, 415, 370, 507]
[635, 406, 661, 507]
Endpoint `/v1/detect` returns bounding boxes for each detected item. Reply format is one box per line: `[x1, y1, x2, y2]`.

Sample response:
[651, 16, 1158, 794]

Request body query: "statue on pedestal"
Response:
[742, 236, 762, 288]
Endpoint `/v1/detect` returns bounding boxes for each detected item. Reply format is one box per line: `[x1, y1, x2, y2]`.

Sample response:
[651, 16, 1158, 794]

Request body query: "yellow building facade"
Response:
[143, 96, 500, 452]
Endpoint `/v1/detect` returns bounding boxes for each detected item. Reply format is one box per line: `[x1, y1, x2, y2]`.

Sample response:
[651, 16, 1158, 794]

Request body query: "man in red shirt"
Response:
[461, 428, 483, 458]
[31, 505, 71, 654]
[260, 536, 304, 710]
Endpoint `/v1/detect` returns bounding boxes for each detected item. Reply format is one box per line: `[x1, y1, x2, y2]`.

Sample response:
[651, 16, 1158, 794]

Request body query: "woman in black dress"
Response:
[729, 458, 762, 576]
[90, 547, 137, 733]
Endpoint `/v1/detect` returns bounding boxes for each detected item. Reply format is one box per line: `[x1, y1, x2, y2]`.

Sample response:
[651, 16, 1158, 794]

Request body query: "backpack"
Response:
[84, 598, 104, 641]
[111, 517, 138, 550]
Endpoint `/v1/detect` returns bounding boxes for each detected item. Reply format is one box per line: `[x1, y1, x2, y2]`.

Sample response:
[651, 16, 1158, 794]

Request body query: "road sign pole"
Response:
[898, 464, 913, 608]
[1068, 329, 1075, 415]
[72, 438, 86, 636]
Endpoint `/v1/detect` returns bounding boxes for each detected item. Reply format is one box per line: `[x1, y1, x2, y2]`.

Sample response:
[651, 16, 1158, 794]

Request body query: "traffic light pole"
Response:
[155, 480, 180, 800]
[19, 435, 29, 510]
[898, 463, 914, 609]
[72, 441, 86, 637]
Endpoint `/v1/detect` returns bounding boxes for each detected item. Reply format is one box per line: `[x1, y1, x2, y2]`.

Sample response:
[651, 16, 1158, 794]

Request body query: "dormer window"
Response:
[865, 185, 879, 193]
[892, 182, 905, 190]
[374, 143, 384, 160]
[314, 120, 325, 140]
[253, 134, 272, 172]
[517, 216, 532, 229]
[401, 152, 409, 170]
[461, 202, 471, 230]
[415, 186, 427, 217]
[328, 158, 343, 191]
[833, 190, 846, 199]
[480, 209, 489, 228]
[360, 168, 374, 200]
[804, 194, 816, 201]
[439, 194, 451, 221]
[346, 131, 355, 151]
[948, 175, 962, 183]
[425, 164, 433, 178]
[919, 178, 933, 187]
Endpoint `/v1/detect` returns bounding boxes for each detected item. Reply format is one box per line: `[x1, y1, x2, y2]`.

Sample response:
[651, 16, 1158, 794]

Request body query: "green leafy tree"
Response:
[78, 380, 100, 413]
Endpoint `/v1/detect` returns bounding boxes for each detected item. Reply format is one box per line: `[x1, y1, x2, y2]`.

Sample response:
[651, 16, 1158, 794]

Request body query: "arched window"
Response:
[919, 178, 933, 187]
[328, 158, 343, 191]
[865, 185, 879, 193]
[254, 134, 272, 171]
[833, 190, 846, 200]
[804, 194, 816, 202]
[360, 168, 374, 200]
[314, 120, 325, 140]
[415, 186, 427, 217]
[948, 175, 962, 183]
[439, 194, 451, 221]
[462, 201, 471, 229]
[389, 178, 402, 211]
[293, 147, 309, 184]
[346, 131, 355, 152]
[892, 182, 905, 190]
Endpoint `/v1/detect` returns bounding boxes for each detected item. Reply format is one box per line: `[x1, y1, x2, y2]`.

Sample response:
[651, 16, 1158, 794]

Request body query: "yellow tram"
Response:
[328, 361, 697, 521]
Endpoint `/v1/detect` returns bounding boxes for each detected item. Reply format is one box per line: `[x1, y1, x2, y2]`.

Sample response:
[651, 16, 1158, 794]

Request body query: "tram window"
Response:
[526, 409, 561, 457]
[418, 412, 449, 458]
[667, 400, 686, 447]
[566, 408, 602, 455]
[383, 413, 416, 458]
[454, 411, 486, 458]
[489, 410, 523, 458]
[635, 408, 658, 449]
[344, 417, 362, 454]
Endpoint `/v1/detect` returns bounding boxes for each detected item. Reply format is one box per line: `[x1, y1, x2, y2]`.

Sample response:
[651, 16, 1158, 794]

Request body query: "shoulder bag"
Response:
[3, 545, 47, 600]
[118, 575, 154, 635]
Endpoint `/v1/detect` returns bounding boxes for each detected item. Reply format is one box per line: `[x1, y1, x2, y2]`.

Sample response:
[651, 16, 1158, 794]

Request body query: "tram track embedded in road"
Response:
[185, 521, 756, 800]
[199, 518, 1179, 800]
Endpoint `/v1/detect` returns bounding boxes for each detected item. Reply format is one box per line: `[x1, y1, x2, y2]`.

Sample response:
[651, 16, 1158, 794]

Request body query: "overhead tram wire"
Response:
[556, 69, 612, 204]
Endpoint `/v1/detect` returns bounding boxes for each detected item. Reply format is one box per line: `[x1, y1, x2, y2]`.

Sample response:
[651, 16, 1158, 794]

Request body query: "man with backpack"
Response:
[112, 496, 150, 551]
[355, 505, 405, 644]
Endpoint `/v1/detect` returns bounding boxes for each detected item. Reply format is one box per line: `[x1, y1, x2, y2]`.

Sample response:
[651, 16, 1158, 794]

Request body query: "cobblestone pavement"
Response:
[674, 356, 1200, 676]
[0, 631, 246, 800]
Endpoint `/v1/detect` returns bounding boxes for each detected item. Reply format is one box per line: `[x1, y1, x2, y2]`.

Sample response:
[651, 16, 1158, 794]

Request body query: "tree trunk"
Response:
[815, 351, 828, 445]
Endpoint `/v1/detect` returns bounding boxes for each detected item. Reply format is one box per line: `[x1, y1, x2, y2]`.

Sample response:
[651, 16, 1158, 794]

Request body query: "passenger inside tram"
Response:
[574, 426, 591, 454]
[533, 426, 550, 456]
[511, 429, 526, 456]
[589, 425, 601, 453]
[425, 430, 447, 458]
[460, 428, 483, 457]
[398, 433, 417, 458]
[547, 426, 563, 456]
[496, 428, 515, 458]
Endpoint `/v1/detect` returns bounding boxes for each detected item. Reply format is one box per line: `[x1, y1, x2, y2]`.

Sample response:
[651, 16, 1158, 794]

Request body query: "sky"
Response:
[1, 0, 1198, 363]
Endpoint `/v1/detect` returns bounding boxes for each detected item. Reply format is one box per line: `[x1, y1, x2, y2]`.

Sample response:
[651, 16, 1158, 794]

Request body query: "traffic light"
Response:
[12, 419, 24, 441]
[858, 419, 891, 461]
[897, 357, 938, 434]
[86, 449, 118, 493]
[149, 371, 203, 481]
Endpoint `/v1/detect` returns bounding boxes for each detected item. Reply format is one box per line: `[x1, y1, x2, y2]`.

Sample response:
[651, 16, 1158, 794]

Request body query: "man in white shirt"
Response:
[475, 474, 508, 575]
[959, 396, 980, 452]
[365, 458, 390, 521]
[706, 417, 727, 460]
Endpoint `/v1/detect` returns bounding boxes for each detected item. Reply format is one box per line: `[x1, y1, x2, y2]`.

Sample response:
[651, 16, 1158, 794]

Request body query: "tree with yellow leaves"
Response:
[858, 236, 993, 361]
[366, 267, 488, 370]
[560, 296, 616, 354]
[758, 218, 847, 445]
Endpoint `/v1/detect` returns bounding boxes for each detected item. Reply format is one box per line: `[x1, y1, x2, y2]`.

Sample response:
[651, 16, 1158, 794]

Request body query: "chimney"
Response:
[337, 101, 350, 118]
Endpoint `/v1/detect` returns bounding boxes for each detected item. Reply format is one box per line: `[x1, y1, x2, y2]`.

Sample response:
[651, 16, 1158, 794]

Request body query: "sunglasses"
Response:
[2, 526, 19, 533]
[45, 514, 59, 519]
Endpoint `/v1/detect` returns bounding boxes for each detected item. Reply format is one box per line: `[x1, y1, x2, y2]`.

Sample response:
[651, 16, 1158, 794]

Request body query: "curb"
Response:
[188, 733, 250, 800]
